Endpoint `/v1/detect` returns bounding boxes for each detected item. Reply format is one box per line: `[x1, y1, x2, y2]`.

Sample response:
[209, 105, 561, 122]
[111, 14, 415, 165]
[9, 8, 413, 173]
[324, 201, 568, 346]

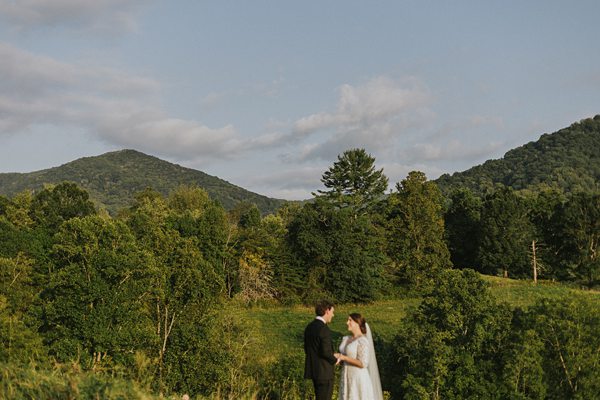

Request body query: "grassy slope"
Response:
[240, 276, 600, 362]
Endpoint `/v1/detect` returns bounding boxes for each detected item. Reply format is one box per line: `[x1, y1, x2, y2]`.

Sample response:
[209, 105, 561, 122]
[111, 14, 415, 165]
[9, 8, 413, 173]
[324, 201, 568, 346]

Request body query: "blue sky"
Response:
[1, 1, 599, 199]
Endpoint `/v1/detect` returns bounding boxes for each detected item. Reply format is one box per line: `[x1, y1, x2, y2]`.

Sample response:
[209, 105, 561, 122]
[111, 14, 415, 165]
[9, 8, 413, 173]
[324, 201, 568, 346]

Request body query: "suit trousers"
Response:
[313, 379, 334, 400]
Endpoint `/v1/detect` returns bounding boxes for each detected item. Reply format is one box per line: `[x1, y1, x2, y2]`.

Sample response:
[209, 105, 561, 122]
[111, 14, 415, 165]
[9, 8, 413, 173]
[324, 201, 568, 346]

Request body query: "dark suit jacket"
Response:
[304, 318, 337, 381]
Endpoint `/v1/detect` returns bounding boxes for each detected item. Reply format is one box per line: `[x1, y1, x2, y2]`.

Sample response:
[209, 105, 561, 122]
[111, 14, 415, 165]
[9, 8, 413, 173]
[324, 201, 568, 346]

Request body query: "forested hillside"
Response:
[0, 149, 286, 215]
[436, 115, 600, 195]
[1, 146, 599, 399]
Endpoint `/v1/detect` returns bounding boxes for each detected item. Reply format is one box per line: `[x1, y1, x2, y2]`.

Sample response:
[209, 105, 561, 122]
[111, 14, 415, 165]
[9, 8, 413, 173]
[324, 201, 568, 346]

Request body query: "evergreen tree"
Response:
[315, 148, 388, 216]
[287, 201, 386, 303]
[551, 192, 600, 285]
[386, 171, 451, 290]
[478, 186, 535, 278]
[261, 212, 305, 303]
[269, 203, 307, 302]
[286, 149, 389, 302]
[444, 188, 482, 269]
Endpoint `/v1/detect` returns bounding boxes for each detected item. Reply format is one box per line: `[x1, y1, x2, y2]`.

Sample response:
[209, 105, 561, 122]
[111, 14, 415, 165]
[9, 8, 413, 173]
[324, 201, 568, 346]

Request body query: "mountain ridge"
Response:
[435, 115, 600, 195]
[0, 149, 287, 215]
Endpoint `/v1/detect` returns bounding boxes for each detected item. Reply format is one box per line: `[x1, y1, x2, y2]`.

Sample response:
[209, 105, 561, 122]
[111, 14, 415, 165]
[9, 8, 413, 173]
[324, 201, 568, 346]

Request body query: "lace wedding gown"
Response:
[338, 335, 375, 400]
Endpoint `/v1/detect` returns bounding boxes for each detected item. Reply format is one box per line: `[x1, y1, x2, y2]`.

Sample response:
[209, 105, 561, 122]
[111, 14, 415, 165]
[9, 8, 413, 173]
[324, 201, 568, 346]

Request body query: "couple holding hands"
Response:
[304, 300, 383, 400]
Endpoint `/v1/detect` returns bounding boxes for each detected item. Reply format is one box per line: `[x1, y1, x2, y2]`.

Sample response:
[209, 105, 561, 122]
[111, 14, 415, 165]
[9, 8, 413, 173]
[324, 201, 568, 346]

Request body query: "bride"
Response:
[335, 313, 383, 400]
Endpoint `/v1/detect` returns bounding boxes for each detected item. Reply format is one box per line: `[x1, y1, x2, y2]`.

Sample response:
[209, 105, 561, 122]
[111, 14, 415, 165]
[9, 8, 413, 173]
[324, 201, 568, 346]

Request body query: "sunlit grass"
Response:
[238, 297, 419, 363]
[483, 275, 600, 308]
[240, 274, 600, 360]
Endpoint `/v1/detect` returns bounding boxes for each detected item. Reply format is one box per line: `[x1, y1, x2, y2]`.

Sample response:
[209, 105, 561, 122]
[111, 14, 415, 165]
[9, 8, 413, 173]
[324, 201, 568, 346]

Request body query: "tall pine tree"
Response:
[315, 148, 388, 216]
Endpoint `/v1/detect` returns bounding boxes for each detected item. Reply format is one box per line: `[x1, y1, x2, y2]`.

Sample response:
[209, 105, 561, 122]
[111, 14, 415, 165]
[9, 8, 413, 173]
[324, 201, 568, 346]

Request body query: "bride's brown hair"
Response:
[349, 313, 367, 334]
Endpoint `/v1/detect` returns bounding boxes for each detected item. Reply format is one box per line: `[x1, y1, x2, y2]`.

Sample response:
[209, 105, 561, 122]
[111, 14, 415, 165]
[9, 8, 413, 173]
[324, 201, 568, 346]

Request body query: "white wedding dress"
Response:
[338, 324, 383, 400]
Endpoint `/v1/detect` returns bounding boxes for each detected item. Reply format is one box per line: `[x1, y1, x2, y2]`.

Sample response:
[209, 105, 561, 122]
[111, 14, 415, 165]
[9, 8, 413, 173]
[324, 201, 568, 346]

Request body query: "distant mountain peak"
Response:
[0, 149, 286, 215]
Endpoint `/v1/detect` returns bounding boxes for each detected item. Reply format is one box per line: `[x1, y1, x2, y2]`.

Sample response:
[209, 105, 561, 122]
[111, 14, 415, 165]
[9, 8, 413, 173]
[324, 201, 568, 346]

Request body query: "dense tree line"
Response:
[1, 148, 599, 398]
[445, 186, 600, 286]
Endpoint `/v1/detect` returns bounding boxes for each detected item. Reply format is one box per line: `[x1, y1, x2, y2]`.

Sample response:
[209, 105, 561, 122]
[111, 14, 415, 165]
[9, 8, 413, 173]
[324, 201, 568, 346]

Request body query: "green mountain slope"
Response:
[436, 115, 600, 195]
[0, 149, 286, 214]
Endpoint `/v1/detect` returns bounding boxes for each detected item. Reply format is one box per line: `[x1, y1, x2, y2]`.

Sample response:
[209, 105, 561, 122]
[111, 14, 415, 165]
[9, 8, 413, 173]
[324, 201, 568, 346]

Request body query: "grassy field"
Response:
[239, 275, 600, 362]
[236, 298, 418, 364]
[483, 275, 600, 307]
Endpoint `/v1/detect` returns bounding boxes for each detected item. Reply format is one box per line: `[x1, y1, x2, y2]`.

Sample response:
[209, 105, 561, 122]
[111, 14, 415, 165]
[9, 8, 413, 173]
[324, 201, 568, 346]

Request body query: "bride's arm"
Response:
[337, 353, 364, 368]
[337, 338, 369, 368]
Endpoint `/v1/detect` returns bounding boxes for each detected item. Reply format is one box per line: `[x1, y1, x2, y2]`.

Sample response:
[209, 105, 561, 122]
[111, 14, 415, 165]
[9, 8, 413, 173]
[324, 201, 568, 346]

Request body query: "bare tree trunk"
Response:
[550, 325, 576, 393]
[157, 302, 176, 394]
[222, 223, 238, 298]
[532, 240, 538, 284]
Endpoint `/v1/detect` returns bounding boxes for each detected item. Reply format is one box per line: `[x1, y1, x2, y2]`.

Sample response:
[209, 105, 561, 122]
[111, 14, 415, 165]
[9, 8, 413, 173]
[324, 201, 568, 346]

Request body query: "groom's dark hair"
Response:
[315, 300, 335, 316]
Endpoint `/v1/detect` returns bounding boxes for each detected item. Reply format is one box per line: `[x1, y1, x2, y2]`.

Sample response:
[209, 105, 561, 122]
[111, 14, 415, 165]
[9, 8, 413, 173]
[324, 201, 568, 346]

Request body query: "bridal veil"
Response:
[365, 323, 384, 400]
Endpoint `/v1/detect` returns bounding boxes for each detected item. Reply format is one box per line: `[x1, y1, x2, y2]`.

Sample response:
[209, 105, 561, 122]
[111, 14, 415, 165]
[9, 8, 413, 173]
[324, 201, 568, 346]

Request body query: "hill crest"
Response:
[0, 149, 286, 215]
[435, 115, 600, 195]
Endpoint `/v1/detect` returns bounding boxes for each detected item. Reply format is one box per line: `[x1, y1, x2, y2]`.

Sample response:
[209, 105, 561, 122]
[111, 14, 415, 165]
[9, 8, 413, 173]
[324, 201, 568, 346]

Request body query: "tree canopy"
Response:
[315, 148, 388, 215]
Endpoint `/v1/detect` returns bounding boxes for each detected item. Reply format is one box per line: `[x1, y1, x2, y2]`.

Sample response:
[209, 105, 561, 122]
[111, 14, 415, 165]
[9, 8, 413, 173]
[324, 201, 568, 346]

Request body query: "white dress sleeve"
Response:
[356, 337, 370, 368]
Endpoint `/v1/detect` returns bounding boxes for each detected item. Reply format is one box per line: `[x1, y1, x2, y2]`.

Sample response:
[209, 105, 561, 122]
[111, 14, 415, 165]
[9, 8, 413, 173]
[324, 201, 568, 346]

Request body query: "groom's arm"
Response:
[319, 326, 338, 365]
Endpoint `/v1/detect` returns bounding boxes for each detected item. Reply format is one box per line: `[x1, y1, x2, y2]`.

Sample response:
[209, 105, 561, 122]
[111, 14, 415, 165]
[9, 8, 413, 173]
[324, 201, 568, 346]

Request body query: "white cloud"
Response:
[0, 42, 516, 200]
[293, 76, 431, 136]
[288, 76, 434, 161]
[381, 114, 508, 167]
[99, 117, 239, 159]
[0, 43, 159, 97]
[0, 42, 242, 161]
[0, 0, 148, 32]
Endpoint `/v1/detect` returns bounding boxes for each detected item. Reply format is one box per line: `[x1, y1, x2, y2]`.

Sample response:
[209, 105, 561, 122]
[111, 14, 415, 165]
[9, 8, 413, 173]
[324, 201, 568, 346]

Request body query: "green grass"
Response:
[483, 275, 600, 308]
[0, 362, 163, 400]
[240, 275, 600, 362]
[240, 298, 419, 361]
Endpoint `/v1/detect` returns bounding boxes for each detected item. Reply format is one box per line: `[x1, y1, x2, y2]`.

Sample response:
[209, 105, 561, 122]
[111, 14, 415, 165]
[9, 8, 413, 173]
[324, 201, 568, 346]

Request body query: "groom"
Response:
[304, 300, 338, 400]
